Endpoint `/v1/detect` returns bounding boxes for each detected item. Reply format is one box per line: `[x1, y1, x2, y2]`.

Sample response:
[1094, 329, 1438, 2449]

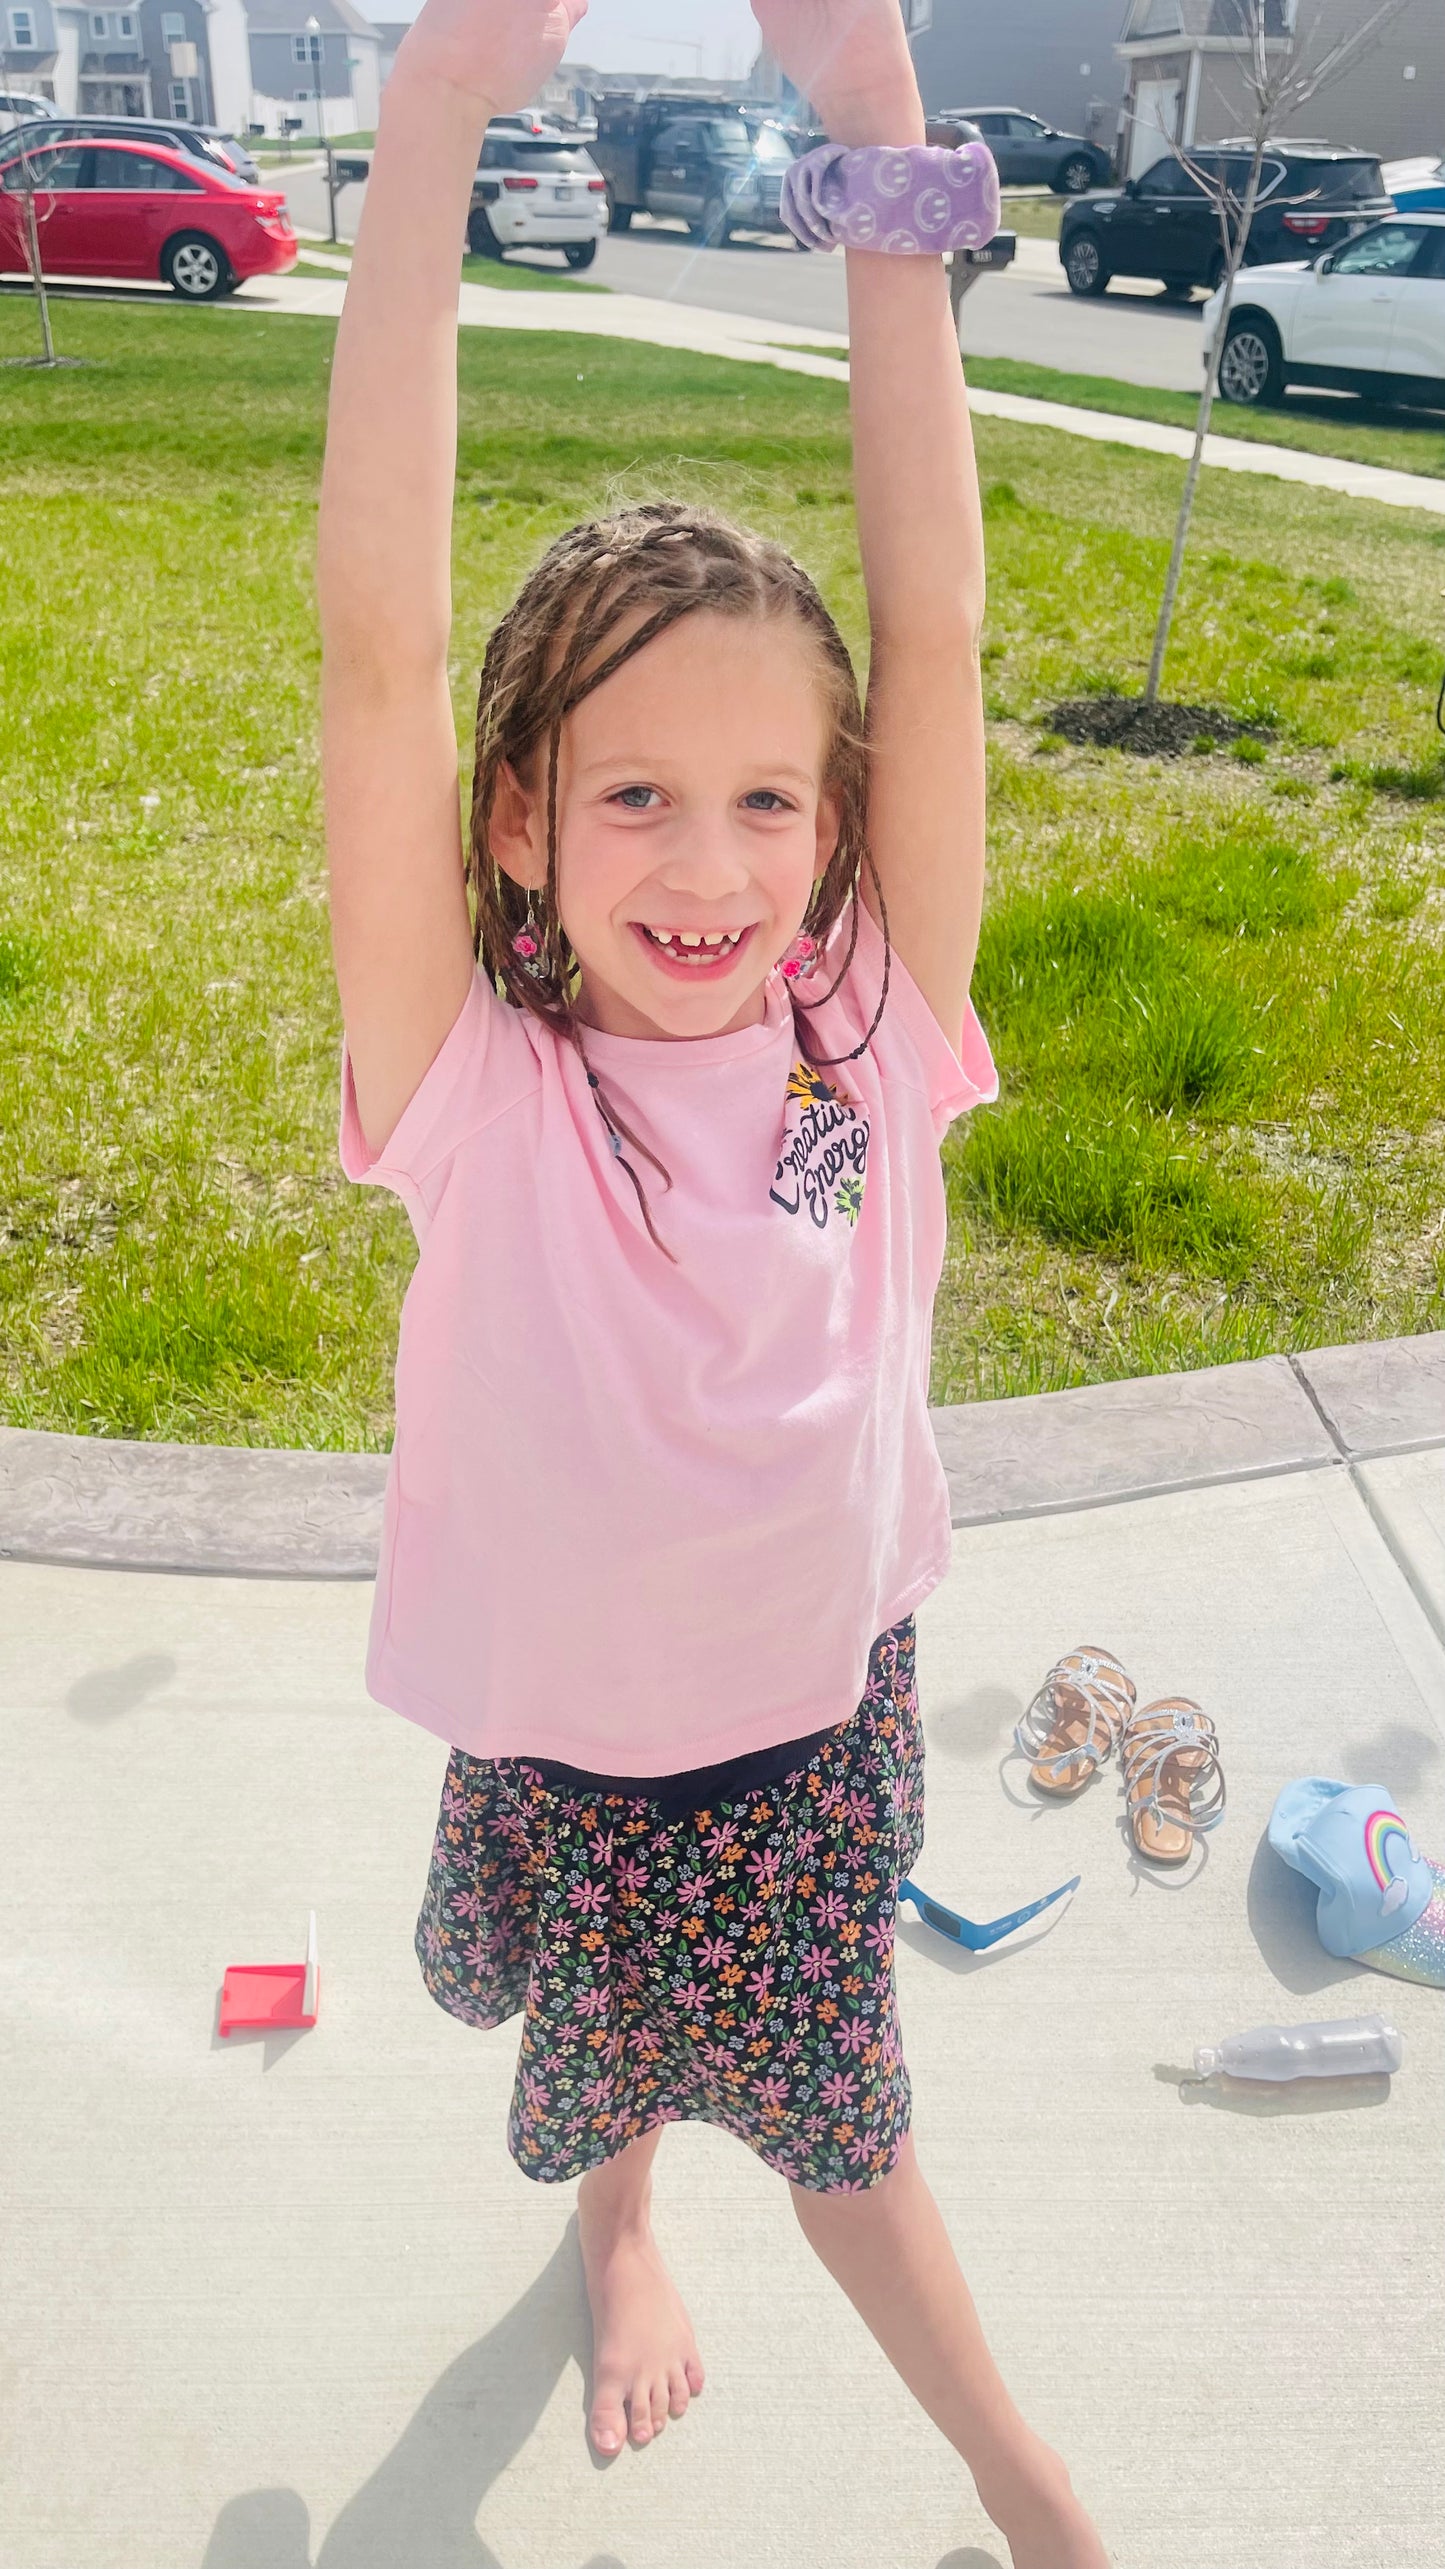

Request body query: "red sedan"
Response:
[0, 134, 297, 300]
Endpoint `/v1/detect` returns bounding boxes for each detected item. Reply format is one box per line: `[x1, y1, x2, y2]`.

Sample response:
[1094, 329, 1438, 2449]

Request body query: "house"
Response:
[0, 0, 380, 137]
[1118, 0, 1445, 178]
[904, 1, 1127, 148]
[243, 0, 378, 140]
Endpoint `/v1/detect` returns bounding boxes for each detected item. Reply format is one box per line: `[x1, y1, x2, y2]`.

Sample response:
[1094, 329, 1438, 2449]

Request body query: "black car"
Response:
[945, 107, 1108, 195]
[592, 94, 792, 243]
[2, 112, 259, 186]
[1060, 142, 1391, 296]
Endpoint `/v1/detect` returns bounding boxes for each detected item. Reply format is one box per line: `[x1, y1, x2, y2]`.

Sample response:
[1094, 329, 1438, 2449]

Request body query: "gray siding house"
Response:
[906, 1, 1128, 145]
[1119, 0, 1445, 176]
[0, 0, 213, 121]
[245, 0, 378, 139]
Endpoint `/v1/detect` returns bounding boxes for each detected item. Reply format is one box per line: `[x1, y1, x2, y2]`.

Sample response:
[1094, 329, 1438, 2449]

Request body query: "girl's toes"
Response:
[648, 2377, 671, 2437]
[667, 2365, 691, 2418]
[628, 2391, 655, 2446]
[685, 2354, 706, 2397]
[589, 2376, 629, 2456]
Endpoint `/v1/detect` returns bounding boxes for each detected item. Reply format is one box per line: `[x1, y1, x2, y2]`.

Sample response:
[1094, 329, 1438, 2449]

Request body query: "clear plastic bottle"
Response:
[1193, 2013, 1404, 2083]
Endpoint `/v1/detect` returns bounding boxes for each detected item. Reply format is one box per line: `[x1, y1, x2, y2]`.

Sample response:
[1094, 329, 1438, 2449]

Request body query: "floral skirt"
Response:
[415, 1618, 924, 2192]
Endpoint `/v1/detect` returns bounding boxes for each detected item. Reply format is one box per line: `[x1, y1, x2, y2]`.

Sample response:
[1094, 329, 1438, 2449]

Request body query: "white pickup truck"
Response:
[1203, 212, 1445, 410]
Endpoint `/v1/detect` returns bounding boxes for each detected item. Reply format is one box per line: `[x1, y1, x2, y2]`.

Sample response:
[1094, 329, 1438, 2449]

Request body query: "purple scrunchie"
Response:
[780, 140, 1000, 255]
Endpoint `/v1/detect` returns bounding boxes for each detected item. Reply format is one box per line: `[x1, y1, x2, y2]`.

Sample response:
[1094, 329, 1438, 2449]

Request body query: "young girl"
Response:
[318, 3, 1110, 2561]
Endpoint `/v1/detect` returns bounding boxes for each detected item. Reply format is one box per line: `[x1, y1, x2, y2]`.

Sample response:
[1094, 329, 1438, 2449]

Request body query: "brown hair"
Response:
[465, 500, 892, 1258]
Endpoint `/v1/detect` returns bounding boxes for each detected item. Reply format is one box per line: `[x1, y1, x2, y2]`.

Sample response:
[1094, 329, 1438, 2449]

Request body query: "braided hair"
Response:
[467, 501, 892, 1259]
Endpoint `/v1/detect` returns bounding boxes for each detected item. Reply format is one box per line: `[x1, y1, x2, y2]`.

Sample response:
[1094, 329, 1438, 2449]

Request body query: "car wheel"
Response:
[604, 189, 631, 232]
[692, 192, 729, 246]
[1057, 154, 1096, 195]
[564, 239, 597, 269]
[163, 232, 233, 300]
[1218, 313, 1285, 406]
[467, 208, 504, 258]
[1063, 230, 1109, 296]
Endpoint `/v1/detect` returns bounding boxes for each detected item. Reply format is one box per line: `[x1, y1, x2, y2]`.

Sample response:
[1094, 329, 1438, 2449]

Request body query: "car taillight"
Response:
[256, 213, 292, 239]
[587, 177, 606, 192]
[1282, 213, 1330, 237]
[502, 174, 538, 192]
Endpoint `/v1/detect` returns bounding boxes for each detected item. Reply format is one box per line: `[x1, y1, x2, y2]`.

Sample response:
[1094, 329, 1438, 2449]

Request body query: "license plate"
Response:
[554, 185, 573, 202]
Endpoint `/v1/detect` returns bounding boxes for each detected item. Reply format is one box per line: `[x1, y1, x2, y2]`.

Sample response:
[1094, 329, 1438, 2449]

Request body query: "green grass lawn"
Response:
[1000, 192, 1066, 241]
[291, 245, 604, 292]
[1, 295, 1442, 1445]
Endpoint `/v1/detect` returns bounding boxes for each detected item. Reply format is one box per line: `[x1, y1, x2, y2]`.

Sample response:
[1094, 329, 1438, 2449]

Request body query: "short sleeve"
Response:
[819, 898, 999, 1141]
[338, 966, 540, 1233]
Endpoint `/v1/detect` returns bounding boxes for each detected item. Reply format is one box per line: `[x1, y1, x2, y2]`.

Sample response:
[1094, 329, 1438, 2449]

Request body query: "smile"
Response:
[634, 923, 754, 973]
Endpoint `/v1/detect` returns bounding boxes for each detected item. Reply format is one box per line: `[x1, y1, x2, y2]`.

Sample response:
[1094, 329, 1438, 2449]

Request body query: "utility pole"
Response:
[305, 13, 338, 244]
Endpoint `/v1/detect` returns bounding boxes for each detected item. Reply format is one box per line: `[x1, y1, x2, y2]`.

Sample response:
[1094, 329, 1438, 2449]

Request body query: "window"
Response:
[169, 80, 190, 116]
[481, 137, 592, 171]
[1005, 116, 1045, 139]
[90, 13, 108, 36]
[1332, 221, 1431, 277]
[293, 88, 314, 102]
[161, 9, 185, 33]
[116, 13, 134, 33]
[1136, 155, 1202, 198]
[1, 142, 87, 187]
[292, 32, 322, 64]
[8, 8, 36, 44]
[91, 146, 201, 188]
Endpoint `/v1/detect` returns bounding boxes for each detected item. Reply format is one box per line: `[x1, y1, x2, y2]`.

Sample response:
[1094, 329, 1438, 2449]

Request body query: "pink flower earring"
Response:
[511, 894, 547, 979]
[780, 933, 818, 981]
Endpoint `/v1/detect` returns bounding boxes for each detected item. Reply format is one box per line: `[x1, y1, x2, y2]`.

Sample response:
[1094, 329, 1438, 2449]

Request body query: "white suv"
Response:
[468, 127, 608, 269]
[1203, 212, 1445, 410]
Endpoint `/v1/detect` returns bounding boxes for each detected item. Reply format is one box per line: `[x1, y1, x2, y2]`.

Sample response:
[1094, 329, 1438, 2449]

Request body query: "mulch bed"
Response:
[1046, 695, 1273, 757]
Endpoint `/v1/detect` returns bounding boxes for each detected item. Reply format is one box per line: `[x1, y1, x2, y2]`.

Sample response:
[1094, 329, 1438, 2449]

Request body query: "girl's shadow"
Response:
[199, 2223, 615, 2569]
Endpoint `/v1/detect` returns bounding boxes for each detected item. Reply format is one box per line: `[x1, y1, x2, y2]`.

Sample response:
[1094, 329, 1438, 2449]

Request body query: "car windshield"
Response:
[749, 125, 793, 164]
[703, 122, 752, 156]
[483, 138, 594, 171]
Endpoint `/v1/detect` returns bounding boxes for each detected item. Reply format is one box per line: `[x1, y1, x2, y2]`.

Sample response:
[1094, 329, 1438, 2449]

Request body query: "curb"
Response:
[2, 1331, 1441, 1580]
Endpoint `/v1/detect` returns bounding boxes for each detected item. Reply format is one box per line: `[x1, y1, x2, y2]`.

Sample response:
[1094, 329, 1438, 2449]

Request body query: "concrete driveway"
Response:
[3, 1334, 1443, 2569]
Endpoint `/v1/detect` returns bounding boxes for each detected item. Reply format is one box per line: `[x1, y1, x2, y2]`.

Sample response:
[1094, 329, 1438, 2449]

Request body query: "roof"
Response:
[243, 0, 379, 38]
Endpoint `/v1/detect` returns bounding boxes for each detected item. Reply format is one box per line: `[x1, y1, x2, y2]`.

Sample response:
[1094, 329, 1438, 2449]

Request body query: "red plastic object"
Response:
[220, 1912, 319, 2035]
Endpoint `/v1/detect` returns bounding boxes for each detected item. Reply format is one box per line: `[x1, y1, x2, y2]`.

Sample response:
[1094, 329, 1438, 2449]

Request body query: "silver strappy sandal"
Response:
[1014, 1645, 1137, 1799]
[1120, 1697, 1226, 1865]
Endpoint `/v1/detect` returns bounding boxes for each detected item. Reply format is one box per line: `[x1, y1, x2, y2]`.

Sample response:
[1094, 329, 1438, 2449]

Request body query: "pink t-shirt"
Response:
[338, 900, 997, 1771]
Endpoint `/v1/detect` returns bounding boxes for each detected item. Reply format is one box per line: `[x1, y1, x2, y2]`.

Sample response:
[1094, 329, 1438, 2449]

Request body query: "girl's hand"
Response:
[393, 0, 587, 114]
[749, 0, 922, 146]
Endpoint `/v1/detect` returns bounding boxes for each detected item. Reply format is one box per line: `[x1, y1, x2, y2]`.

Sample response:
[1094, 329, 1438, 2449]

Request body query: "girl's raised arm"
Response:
[752, 0, 987, 1053]
[317, 0, 583, 1161]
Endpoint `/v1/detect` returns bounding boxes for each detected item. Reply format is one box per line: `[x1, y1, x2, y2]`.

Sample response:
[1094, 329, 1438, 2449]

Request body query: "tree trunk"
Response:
[1143, 150, 1265, 706]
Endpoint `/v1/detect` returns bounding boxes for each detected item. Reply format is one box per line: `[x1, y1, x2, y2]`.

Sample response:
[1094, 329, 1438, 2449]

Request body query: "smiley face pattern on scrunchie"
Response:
[780, 140, 1001, 255]
[414, 1621, 926, 2194]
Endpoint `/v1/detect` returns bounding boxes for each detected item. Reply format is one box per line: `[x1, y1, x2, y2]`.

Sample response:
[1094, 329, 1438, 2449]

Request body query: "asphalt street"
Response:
[280, 163, 1208, 396]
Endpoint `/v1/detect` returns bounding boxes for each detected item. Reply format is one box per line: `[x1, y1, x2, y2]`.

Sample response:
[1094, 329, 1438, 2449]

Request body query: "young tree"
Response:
[1141, 0, 1409, 705]
[5, 116, 60, 367]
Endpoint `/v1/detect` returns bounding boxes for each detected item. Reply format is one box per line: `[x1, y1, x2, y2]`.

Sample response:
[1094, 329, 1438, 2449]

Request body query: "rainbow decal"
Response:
[1365, 1809, 1416, 1916]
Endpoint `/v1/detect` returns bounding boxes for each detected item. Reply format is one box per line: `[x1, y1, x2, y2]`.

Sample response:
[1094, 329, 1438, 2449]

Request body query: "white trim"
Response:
[7, 3, 37, 42]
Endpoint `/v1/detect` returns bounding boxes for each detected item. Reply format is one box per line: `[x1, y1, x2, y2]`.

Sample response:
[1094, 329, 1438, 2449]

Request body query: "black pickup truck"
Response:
[591, 94, 798, 246]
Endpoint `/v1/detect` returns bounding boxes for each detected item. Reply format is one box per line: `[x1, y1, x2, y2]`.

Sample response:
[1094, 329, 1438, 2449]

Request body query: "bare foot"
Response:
[578, 2185, 705, 2456]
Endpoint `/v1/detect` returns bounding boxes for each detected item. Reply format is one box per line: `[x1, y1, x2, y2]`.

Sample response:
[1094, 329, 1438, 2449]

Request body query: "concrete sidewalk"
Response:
[240, 267, 1445, 520]
[3, 1333, 1443, 2569]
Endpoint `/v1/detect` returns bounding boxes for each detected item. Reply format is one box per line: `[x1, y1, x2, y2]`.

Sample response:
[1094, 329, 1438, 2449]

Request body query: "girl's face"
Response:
[493, 610, 840, 1042]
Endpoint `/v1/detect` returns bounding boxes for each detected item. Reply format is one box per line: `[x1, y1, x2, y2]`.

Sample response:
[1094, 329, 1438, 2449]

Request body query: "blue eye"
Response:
[743, 790, 792, 812]
[612, 785, 659, 810]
